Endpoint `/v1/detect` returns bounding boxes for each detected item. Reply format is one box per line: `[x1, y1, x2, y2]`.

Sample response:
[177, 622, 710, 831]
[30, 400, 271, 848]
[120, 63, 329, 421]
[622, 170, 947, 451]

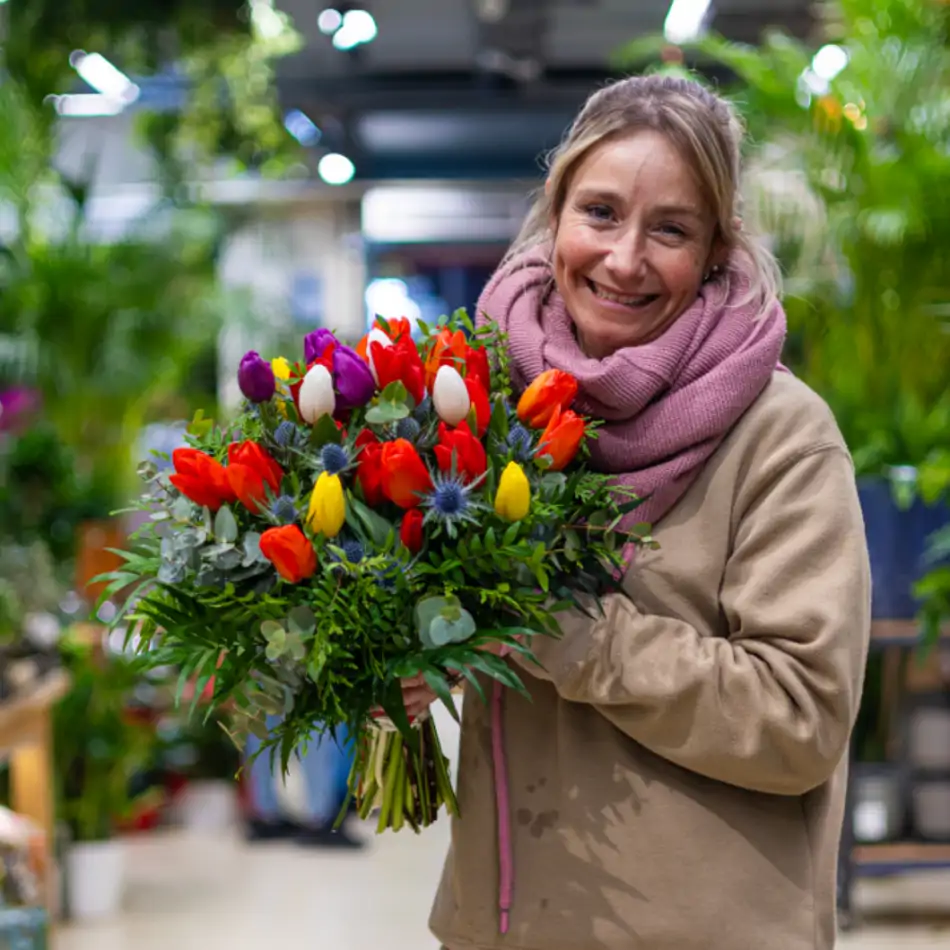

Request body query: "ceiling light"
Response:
[284, 109, 322, 146]
[811, 44, 849, 82]
[318, 153, 356, 185]
[52, 94, 127, 117]
[69, 51, 139, 104]
[318, 8, 343, 34]
[332, 9, 378, 50]
[663, 0, 712, 45]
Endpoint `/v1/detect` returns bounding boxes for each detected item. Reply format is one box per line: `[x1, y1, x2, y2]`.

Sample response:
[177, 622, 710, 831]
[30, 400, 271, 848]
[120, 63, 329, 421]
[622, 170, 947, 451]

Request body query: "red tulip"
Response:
[356, 317, 413, 361]
[399, 509, 425, 554]
[371, 336, 426, 405]
[227, 441, 284, 513]
[425, 328, 469, 391]
[464, 376, 491, 437]
[434, 422, 486, 484]
[516, 369, 579, 428]
[380, 439, 432, 509]
[260, 525, 317, 583]
[466, 346, 491, 393]
[536, 406, 586, 471]
[170, 448, 237, 511]
[355, 429, 385, 507]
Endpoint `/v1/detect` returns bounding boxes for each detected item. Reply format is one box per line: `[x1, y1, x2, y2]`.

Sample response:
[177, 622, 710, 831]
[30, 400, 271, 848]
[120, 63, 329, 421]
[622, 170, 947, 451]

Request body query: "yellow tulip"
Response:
[271, 357, 292, 382]
[271, 357, 293, 417]
[307, 472, 346, 538]
[494, 462, 531, 522]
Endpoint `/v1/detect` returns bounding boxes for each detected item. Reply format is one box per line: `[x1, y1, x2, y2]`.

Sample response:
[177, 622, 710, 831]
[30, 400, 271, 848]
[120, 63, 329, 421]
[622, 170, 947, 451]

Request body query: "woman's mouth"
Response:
[586, 278, 659, 309]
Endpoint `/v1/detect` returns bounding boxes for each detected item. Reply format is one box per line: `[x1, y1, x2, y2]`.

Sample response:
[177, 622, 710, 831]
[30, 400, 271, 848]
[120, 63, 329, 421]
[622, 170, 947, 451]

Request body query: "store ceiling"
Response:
[273, 0, 816, 180]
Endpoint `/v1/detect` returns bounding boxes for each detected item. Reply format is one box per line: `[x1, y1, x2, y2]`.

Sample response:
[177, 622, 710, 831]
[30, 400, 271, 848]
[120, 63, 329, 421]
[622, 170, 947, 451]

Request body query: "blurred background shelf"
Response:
[0, 673, 70, 919]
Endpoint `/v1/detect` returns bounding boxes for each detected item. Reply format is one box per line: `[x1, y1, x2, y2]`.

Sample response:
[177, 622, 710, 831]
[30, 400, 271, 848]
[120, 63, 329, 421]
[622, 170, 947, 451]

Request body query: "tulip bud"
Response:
[432, 365, 471, 427]
[494, 462, 531, 522]
[238, 351, 276, 403]
[307, 472, 346, 538]
[298, 364, 336, 424]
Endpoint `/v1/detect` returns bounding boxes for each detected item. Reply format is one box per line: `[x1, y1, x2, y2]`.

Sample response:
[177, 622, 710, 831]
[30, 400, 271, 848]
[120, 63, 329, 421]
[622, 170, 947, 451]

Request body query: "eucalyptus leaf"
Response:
[366, 401, 410, 425]
[170, 496, 195, 522]
[214, 505, 239, 543]
[261, 620, 285, 644]
[242, 532, 265, 566]
[287, 605, 316, 638]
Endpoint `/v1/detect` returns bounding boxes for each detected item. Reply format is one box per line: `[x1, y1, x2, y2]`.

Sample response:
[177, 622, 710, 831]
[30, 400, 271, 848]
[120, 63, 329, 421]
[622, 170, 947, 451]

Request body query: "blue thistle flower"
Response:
[320, 443, 349, 474]
[507, 424, 534, 461]
[421, 471, 485, 529]
[274, 420, 300, 448]
[433, 481, 464, 516]
[396, 417, 422, 441]
[412, 395, 432, 422]
[271, 495, 298, 525]
[342, 539, 365, 563]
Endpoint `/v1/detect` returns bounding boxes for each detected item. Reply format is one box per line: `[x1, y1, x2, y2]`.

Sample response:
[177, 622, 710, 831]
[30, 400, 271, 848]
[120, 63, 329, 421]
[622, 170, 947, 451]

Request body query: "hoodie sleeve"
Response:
[511, 443, 871, 796]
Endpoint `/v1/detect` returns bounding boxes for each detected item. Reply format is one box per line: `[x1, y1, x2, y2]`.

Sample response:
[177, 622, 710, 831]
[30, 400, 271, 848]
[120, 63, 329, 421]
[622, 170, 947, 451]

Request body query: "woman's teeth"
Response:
[588, 280, 656, 307]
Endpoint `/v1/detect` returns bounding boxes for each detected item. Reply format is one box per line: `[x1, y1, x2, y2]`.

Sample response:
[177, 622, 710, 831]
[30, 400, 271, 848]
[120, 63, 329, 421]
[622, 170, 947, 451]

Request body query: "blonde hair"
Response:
[508, 74, 782, 315]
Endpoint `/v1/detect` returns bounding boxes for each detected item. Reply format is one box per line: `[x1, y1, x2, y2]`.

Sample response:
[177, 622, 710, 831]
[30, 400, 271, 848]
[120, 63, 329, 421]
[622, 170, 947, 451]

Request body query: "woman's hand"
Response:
[400, 673, 438, 720]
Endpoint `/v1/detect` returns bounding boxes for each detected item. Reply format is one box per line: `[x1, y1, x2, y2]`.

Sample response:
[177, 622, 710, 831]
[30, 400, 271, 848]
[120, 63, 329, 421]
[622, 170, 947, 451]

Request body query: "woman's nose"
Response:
[604, 228, 648, 283]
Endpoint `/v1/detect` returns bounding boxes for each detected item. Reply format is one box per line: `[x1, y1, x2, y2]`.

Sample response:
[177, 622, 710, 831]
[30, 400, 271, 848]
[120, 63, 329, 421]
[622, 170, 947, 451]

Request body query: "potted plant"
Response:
[53, 634, 153, 922]
[617, 0, 950, 619]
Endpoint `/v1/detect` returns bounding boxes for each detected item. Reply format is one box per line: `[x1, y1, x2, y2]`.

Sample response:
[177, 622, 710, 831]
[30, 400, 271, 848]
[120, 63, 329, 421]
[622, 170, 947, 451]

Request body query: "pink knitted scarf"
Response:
[476, 246, 787, 936]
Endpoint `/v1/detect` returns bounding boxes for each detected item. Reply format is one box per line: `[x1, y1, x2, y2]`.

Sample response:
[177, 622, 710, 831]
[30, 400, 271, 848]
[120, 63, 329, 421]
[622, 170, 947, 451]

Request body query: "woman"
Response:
[404, 75, 871, 950]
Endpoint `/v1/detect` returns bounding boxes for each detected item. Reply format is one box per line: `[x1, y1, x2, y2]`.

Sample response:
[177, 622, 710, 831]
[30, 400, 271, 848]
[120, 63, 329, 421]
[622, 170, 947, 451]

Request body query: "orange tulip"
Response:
[170, 448, 237, 511]
[227, 441, 284, 513]
[425, 328, 469, 391]
[517, 369, 579, 428]
[260, 525, 317, 583]
[380, 439, 433, 508]
[536, 406, 586, 471]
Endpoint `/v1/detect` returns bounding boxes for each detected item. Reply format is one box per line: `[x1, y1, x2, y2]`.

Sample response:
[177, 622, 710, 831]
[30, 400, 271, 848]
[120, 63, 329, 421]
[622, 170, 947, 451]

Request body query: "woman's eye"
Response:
[584, 204, 614, 222]
[658, 223, 687, 238]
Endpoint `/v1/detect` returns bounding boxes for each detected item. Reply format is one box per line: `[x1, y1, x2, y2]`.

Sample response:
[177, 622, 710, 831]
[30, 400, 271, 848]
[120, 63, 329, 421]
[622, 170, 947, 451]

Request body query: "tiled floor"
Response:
[56, 706, 950, 949]
[55, 825, 950, 950]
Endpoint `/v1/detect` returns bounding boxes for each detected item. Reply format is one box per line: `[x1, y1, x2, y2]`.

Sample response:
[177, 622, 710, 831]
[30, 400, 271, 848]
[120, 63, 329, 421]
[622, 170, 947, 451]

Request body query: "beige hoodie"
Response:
[430, 372, 871, 950]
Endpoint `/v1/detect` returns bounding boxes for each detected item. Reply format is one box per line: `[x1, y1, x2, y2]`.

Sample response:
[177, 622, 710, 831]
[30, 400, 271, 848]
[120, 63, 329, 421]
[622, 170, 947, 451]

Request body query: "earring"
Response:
[704, 265, 720, 282]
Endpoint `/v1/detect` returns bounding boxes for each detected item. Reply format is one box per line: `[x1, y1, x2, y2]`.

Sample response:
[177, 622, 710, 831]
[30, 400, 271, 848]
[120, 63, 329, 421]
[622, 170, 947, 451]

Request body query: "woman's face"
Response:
[552, 129, 722, 358]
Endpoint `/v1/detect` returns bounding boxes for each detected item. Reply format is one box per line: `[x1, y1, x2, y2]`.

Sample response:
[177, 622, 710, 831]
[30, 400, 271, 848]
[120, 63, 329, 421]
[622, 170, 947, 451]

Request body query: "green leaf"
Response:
[287, 605, 316, 638]
[214, 505, 239, 543]
[261, 620, 285, 644]
[346, 494, 393, 548]
[309, 413, 343, 447]
[366, 401, 410, 425]
[379, 380, 409, 404]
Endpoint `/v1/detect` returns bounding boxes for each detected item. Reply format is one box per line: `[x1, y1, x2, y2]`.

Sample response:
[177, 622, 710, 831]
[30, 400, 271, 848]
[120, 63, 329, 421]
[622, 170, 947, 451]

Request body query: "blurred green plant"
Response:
[2, 0, 303, 181]
[0, 74, 231, 510]
[915, 450, 950, 643]
[54, 635, 155, 842]
[616, 0, 950, 473]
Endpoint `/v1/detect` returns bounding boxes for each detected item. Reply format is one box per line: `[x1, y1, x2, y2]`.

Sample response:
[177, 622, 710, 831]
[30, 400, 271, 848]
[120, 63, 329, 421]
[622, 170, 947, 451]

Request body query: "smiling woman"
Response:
[423, 74, 871, 950]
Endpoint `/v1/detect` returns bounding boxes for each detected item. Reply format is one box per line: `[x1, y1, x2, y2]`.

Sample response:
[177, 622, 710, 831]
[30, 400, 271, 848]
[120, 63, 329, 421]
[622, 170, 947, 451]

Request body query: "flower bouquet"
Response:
[99, 311, 653, 832]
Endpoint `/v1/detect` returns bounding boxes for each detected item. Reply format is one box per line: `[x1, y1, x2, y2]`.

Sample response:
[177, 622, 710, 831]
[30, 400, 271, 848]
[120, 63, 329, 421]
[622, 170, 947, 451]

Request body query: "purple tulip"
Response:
[333, 344, 376, 410]
[304, 329, 338, 365]
[237, 351, 276, 403]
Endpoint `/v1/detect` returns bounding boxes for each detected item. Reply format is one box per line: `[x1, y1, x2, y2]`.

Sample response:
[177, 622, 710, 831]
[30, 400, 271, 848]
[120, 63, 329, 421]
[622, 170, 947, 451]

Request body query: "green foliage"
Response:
[53, 636, 156, 842]
[616, 0, 950, 472]
[97, 313, 651, 796]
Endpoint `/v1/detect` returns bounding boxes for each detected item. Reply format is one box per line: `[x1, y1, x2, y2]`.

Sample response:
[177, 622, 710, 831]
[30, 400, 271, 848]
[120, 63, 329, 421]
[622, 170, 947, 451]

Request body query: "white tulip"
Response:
[432, 365, 471, 427]
[365, 327, 393, 384]
[298, 364, 336, 423]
